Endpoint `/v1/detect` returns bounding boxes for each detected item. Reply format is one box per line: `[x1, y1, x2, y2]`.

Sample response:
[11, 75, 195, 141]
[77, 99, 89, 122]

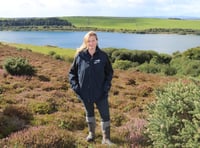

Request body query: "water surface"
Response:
[0, 31, 200, 54]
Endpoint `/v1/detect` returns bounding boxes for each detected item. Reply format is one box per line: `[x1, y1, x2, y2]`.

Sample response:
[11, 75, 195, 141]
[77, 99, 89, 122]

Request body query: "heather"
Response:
[1, 43, 196, 147]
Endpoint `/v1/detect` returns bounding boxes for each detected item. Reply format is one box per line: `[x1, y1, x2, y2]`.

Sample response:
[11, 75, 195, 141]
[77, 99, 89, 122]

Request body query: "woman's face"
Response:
[87, 35, 97, 50]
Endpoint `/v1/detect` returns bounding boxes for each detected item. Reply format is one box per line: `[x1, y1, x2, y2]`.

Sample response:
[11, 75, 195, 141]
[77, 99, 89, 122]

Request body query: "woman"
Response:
[68, 31, 114, 145]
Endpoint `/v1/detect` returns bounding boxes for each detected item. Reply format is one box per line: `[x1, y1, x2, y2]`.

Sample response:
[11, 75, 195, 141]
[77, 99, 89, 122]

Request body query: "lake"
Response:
[0, 31, 200, 54]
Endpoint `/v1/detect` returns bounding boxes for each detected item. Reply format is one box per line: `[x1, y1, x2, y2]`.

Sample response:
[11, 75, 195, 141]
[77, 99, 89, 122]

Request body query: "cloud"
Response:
[0, 0, 200, 18]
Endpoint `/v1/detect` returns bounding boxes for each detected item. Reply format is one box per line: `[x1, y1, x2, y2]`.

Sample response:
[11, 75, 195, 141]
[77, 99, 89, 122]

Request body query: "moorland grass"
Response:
[0, 43, 178, 147]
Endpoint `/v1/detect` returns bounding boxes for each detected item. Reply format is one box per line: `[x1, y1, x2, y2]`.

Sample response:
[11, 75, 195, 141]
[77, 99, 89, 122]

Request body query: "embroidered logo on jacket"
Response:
[94, 59, 101, 64]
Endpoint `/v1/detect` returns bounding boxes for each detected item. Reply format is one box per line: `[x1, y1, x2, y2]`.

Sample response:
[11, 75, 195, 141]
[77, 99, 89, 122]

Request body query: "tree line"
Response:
[0, 17, 73, 27]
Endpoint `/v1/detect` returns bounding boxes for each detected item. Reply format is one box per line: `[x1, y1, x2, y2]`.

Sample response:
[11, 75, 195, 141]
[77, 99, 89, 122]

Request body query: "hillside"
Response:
[0, 44, 178, 147]
[63, 16, 200, 30]
[1, 16, 200, 34]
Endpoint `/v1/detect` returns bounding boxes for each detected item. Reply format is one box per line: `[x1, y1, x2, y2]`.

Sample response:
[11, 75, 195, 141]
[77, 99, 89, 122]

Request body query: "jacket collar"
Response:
[81, 46, 100, 59]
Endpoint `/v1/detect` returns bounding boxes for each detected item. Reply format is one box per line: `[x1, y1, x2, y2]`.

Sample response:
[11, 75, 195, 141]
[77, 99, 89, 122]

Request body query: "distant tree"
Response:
[0, 18, 73, 27]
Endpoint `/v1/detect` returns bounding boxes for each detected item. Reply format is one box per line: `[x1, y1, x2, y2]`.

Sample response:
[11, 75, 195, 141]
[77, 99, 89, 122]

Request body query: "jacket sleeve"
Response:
[104, 55, 113, 93]
[68, 56, 80, 95]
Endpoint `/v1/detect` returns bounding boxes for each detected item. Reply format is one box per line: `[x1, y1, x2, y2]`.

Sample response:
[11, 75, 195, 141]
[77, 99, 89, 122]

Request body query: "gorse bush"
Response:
[170, 57, 200, 77]
[3, 57, 36, 76]
[162, 65, 177, 76]
[183, 46, 200, 60]
[110, 49, 159, 64]
[113, 60, 133, 70]
[102, 47, 200, 77]
[146, 81, 200, 147]
[137, 63, 160, 74]
[150, 54, 172, 64]
[102, 46, 200, 77]
[183, 60, 200, 77]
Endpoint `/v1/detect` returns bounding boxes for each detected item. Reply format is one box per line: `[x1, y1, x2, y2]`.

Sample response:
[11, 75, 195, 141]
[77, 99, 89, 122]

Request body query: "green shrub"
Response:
[132, 50, 158, 64]
[0, 125, 76, 148]
[3, 105, 33, 121]
[162, 65, 177, 76]
[65, 56, 74, 63]
[137, 63, 160, 73]
[150, 54, 172, 64]
[0, 105, 33, 138]
[38, 75, 50, 82]
[29, 101, 57, 114]
[111, 49, 158, 64]
[157, 54, 172, 64]
[0, 114, 26, 138]
[58, 115, 86, 131]
[103, 47, 116, 62]
[3, 57, 36, 76]
[183, 46, 200, 60]
[48, 51, 56, 56]
[113, 60, 133, 70]
[16, 48, 23, 51]
[112, 113, 126, 127]
[111, 49, 132, 61]
[53, 54, 64, 61]
[0, 86, 3, 94]
[146, 81, 200, 147]
[183, 60, 200, 77]
[159, 53, 172, 64]
[170, 56, 186, 75]
[171, 57, 200, 77]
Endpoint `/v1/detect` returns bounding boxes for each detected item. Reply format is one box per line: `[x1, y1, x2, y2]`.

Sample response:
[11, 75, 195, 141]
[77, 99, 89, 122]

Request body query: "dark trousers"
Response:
[82, 97, 110, 122]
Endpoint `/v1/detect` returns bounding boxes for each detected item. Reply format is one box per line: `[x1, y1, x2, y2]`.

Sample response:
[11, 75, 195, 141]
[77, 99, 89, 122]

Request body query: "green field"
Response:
[1, 16, 200, 34]
[62, 16, 200, 31]
[3, 42, 76, 58]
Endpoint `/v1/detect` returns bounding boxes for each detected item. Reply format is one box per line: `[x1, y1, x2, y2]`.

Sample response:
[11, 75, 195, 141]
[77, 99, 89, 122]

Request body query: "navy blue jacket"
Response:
[68, 47, 113, 103]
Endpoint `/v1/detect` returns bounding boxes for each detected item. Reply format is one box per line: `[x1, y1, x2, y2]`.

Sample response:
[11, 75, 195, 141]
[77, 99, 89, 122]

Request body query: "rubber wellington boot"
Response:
[86, 117, 96, 142]
[101, 121, 115, 145]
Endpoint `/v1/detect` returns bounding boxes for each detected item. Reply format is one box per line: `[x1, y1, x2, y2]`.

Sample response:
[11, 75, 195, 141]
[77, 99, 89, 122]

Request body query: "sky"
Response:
[0, 0, 200, 18]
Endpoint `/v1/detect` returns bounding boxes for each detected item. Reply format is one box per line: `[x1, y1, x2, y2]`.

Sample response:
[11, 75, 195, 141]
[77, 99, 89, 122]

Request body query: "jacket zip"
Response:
[88, 56, 93, 102]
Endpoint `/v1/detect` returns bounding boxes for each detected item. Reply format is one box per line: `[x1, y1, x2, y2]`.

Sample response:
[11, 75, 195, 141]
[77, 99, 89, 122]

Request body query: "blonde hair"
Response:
[75, 31, 98, 56]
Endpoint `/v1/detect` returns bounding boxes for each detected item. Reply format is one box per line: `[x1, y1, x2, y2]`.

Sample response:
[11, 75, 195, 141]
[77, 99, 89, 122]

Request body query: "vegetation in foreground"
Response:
[0, 43, 177, 147]
[1, 43, 200, 147]
[146, 81, 200, 147]
[6, 42, 200, 79]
